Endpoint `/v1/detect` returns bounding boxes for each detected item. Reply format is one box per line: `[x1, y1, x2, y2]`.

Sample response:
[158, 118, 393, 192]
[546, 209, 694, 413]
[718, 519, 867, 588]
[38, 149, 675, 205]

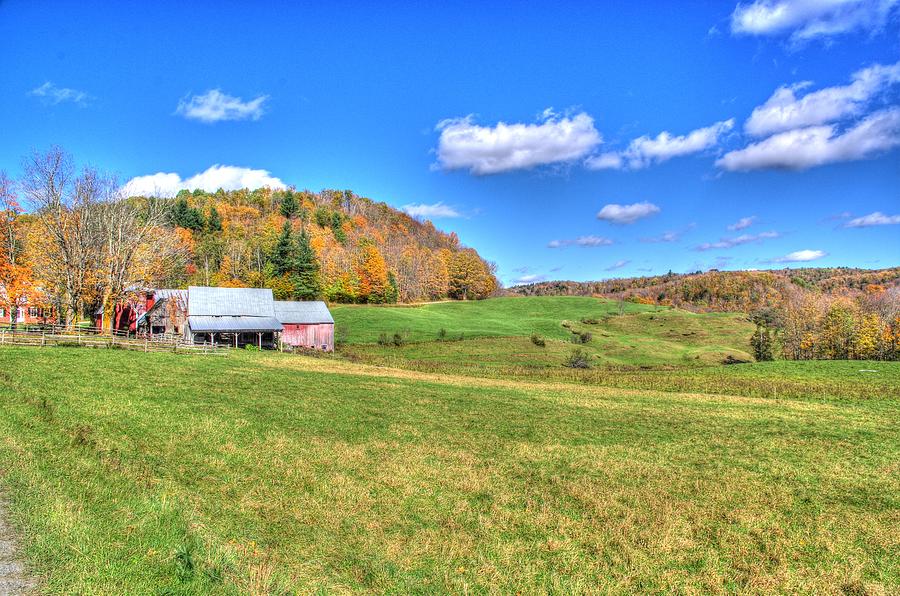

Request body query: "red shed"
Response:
[274, 300, 335, 352]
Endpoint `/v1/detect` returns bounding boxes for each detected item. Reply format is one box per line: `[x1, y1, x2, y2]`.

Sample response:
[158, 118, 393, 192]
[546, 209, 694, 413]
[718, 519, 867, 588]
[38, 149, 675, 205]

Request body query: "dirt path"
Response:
[0, 498, 36, 595]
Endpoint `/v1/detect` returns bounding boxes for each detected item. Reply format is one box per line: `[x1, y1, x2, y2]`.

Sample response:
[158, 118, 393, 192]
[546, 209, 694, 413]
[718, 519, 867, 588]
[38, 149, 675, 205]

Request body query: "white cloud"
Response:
[728, 216, 757, 230]
[29, 81, 90, 106]
[586, 119, 734, 170]
[513, 273, 548, 284]
[745, 61, 900, 137]
[597, 202, 660, 224]
[845, 211, 900, 227]
[547, 235, 614, 248]
[123, 165, 286, 197]
[433, 109, 602, 174]
[769, 249, 827, 262]
[730, 0, 900, 42]
[696, 230, 779, 251]
[176, 89, 268, 123]
[402, 202, 461, 219]
[717, 108, 900, 171]
[605, 259, 631, 271]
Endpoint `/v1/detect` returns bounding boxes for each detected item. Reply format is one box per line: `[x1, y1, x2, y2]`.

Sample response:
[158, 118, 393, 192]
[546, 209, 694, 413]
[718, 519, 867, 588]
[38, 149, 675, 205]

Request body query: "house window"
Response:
[0, 308, 4, 317]
[29, 307, 40, 317]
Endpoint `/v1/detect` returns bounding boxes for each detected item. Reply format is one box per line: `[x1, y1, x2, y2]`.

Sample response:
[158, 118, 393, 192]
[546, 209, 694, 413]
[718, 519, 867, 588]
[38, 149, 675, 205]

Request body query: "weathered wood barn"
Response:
[185, 286, 284, 348]
[136, 289, 188, 337]
[274, 300, 335, 352]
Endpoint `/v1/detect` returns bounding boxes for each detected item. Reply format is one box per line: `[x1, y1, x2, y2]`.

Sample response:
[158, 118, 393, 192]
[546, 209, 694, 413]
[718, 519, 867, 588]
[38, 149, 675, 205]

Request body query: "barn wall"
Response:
[282, 323, 334, 351]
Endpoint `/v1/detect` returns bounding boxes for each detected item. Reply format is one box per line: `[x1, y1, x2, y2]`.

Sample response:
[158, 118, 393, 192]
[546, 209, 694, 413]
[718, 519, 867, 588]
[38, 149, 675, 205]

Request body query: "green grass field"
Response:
[334, 296, 756, 369]
[0, 346, 898, 593]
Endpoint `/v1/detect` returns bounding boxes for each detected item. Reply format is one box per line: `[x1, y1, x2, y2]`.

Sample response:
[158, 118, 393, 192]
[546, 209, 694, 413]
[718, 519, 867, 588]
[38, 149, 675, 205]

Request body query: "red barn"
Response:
[274, 301, 335, 352]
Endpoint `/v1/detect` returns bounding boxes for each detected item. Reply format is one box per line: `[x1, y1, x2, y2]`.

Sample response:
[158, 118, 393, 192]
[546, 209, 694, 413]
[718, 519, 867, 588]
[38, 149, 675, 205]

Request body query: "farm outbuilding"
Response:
[185, 286, 284, 348]
[274, 300, 335, 352]
[136, 289, 188, 337]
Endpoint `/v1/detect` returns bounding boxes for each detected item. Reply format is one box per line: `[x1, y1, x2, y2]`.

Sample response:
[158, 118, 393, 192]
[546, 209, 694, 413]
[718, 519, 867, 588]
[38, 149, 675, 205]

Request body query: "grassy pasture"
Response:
[0, 347, 898, 593]
[334, 296, 755, 368]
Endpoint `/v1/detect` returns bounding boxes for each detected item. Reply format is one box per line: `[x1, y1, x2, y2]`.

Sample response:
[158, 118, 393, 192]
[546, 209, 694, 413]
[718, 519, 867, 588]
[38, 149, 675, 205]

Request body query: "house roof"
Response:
[154, 289, 187, 301]
[274, 300, 335, 324]
[188, 286, 276, 317]
[187, 315, 283, 333]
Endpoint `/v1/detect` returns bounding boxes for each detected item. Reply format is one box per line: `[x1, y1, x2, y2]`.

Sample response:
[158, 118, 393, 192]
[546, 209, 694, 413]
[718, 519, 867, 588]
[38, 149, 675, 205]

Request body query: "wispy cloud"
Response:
[597, 202, 660, 224]
[717, 108, 900, 171]
[767, 249, 827, 263]
[513, 273, 548, 284]
[730, 0, 900, 43]
[547, 235, 614, 248]
[696, 230, 779, 251]
[433, 108, 602, 174]
[585, 119, 734, 170]
[641, 223, 696, 243]
[745, 61, 900, 137]
[605, 259, 631, 271]
[29, 81, 90, 106]
[176, 89, 268, 123]
[845, 211, 900, 227]
[402, 202, 461, 219]
[727, 216, 757, 231]
[122, 165, 285, 197]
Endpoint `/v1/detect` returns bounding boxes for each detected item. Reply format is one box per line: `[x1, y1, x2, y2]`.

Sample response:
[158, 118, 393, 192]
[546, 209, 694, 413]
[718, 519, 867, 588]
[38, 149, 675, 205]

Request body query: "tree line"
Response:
[0, 147, 498, 329]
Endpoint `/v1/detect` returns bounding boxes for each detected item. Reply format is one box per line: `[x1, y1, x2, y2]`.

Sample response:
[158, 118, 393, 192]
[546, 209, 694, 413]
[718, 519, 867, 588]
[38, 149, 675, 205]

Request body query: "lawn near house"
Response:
[0, 347, 897, 593]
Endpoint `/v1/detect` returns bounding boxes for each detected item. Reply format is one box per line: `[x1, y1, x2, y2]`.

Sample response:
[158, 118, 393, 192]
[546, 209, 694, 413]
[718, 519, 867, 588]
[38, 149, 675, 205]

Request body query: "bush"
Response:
[437, 328, 447, 341]
[563, 348, 593, 369]
[530, 333, 545, 347]
[392, 333, 404, 347]
[377, 332, 389, 346]
[571, 331, 592, 344]
[580, 317, 599, 325]
[244, 344, 258, 351]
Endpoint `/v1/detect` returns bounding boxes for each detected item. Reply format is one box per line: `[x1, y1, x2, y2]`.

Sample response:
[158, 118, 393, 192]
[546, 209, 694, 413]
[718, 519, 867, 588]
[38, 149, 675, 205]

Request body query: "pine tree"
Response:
[280, 190, 299, 219]
[270, 221, 294, 276]
[206, 206, 223, 232]
[386, 271, 399, 304]
[291, 228, 321, 300]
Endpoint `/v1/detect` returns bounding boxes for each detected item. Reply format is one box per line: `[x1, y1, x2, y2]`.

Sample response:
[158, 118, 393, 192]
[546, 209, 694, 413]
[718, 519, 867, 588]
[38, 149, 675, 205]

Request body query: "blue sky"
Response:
[2, 0, 898, 285]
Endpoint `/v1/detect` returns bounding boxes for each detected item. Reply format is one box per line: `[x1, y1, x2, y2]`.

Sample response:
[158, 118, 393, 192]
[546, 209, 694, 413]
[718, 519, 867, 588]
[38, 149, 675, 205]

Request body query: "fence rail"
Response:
[0, 328, 225, 356]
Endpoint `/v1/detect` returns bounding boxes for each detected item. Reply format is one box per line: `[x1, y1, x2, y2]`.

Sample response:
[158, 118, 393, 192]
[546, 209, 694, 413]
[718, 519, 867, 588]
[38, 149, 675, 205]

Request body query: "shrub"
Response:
[377, 332, 389, 346]
[437, 328, 447, 341]
[580, 317, 599, 325]
[244, 344, 258, 351]
[571, 331, 592, 344]
[563, 348, 593, 369]
[530, 333, 545, 347]
[392, 333, 404, 347]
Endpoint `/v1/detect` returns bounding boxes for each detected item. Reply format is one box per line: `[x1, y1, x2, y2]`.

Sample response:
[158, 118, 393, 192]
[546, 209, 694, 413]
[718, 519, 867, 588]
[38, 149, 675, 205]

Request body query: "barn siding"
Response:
[282, 323, 334, 351]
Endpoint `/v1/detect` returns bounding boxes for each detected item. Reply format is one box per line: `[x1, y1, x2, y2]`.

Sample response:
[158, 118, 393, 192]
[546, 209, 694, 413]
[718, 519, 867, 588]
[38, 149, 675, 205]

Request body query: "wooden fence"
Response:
[0, 326, 225, 356]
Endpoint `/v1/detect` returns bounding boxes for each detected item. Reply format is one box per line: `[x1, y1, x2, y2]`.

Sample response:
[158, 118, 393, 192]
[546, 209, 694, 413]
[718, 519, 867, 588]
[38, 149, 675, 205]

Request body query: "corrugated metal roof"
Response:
[187, 316, 283, 333]
[188, 286, 275, 317]
[274, 301, 335, 324]
[154, 289, 187, 301]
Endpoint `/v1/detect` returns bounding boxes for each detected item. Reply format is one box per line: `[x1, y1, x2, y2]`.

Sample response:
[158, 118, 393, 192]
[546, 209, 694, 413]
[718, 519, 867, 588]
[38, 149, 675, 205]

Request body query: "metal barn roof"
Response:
[188, 286, 276, 317]
[187, 316, 283, 333]
[274, 301, 335, 324]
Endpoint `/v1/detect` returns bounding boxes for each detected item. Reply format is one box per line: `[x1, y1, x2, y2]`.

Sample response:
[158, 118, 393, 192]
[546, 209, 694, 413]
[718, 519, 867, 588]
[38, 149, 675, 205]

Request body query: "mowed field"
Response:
[0, 344, 898, 593]
[334, 296, 757, 369]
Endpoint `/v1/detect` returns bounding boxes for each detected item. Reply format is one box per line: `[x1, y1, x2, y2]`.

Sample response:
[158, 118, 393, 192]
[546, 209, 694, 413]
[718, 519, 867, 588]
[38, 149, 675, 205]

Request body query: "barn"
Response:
[136, 289, 188, 337]
[274, 300, 335, 352]
[185, 286, 284, 348]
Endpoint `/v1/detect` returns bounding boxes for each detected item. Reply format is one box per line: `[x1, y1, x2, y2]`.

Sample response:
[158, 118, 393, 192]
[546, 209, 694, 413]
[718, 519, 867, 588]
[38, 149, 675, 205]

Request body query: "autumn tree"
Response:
[354, 241, 389, 303]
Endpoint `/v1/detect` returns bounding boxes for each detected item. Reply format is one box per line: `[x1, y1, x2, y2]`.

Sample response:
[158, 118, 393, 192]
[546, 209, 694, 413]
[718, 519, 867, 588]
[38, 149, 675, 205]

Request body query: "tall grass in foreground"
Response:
[0, 347, 897, 593]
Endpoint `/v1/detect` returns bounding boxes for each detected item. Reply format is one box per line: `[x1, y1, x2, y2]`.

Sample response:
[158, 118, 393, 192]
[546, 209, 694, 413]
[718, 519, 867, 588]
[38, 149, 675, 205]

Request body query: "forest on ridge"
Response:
[0, 148, 498, 328]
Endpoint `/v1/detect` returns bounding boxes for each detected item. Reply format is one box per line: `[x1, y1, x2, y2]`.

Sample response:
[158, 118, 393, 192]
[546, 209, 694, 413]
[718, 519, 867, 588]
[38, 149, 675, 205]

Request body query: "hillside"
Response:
[333, 296, 756, 371]
[0, 347, 896, 592]
[135, 187, 498, 303]
[509, 267, 900, 311]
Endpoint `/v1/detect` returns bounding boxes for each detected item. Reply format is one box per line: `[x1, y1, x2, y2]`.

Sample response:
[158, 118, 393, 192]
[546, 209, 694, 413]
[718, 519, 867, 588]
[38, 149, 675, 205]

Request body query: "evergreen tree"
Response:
[206, 206, 223, 232]
[291, 228, 321, 300]
[280, 190, 299, 219]
[386, 271, 399, 304]
[270, 221, 294, 276]
[750, 325, 775, 361]
[170, 198, 205, 230]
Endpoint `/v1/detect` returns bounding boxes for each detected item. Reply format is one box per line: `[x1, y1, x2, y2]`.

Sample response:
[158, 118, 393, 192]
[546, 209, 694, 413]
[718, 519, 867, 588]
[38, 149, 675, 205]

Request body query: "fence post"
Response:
[41, 331, 45, 347]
